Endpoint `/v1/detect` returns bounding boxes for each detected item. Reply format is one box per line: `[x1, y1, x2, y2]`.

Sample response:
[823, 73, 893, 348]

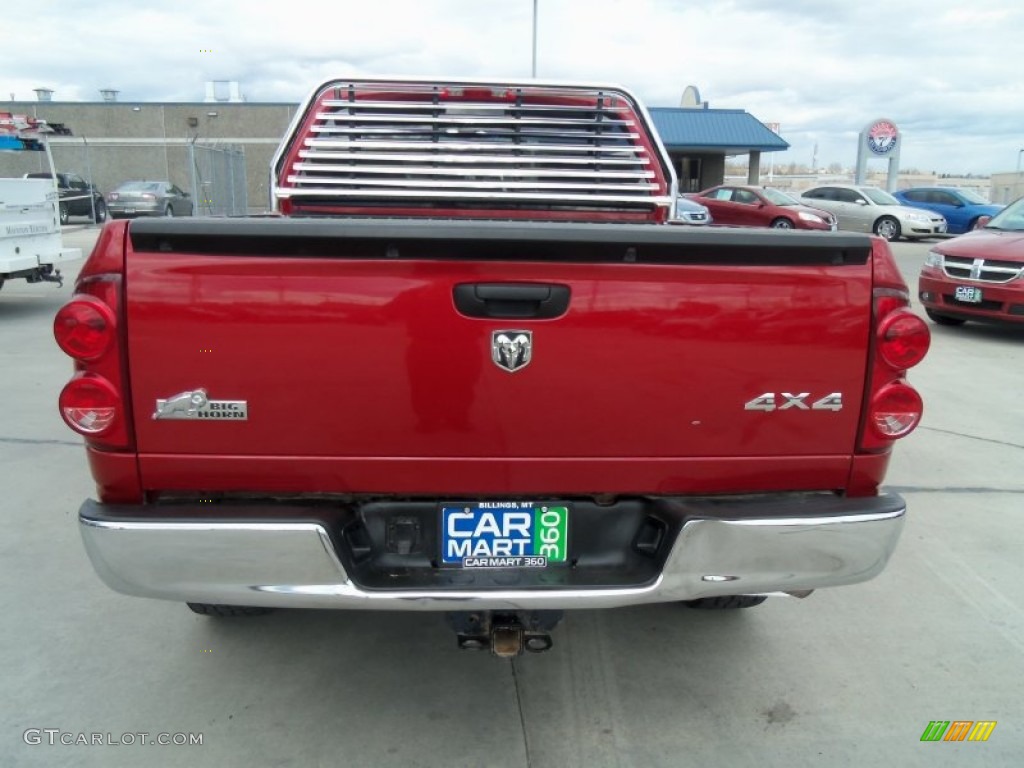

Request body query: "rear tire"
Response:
[683, 595, 768, 610]
[59, 202, 69, 225]
[187, 602, 272, 617]
[94, 199, 107, 223]
[925, 309, 967, 326]
[770, 217, 794, 229]
[873, 216, 901, 241]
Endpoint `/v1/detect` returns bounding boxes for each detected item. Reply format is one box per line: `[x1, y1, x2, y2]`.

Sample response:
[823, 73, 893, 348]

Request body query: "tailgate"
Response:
[124, 219, 873, 495]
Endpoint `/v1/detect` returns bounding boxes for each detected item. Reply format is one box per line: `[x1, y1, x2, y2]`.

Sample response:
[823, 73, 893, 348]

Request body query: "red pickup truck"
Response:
[55, 78, 929, 656]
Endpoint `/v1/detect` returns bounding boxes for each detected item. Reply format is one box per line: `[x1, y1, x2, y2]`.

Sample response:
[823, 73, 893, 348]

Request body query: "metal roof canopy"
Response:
[648, 107, 788, 155]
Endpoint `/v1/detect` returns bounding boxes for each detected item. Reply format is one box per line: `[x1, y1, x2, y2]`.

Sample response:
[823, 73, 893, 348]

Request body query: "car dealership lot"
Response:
[2, 229, 1021, 767]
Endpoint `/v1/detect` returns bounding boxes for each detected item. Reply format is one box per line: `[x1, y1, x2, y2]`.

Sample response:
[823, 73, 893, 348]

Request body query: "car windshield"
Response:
[117, 181, 163, 192]
[762, 188, 800, 206]
[860, 187, 900, 206]
[956, 189, 989, 205]
[983, 198, 1024, 231]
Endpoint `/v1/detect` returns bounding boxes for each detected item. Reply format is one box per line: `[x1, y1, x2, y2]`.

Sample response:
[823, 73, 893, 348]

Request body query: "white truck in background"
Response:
[0, 178, 80, 289]
[1, 114, 81, 290]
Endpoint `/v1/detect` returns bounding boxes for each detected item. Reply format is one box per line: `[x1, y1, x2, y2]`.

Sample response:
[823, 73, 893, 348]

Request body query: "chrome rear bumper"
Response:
[79, 494, 905, 611]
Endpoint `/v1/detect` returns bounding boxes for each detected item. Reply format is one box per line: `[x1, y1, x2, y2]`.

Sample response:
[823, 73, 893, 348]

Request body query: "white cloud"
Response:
[3, 0, 1022, 173]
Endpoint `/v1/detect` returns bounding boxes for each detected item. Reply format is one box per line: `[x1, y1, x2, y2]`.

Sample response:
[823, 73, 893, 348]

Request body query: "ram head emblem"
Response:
[491, 331, 532, 373]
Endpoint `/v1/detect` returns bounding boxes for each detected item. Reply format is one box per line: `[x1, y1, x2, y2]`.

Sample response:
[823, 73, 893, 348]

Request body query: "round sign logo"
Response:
[867, 120, 898, 155]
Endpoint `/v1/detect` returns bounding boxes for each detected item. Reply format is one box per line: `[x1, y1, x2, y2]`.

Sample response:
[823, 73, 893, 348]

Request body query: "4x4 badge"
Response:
[153, 388, 248, 420]
[492, 331, 532, 373]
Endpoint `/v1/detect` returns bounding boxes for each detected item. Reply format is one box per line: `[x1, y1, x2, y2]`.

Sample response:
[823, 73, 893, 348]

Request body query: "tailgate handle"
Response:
[454, 283, 570, 319]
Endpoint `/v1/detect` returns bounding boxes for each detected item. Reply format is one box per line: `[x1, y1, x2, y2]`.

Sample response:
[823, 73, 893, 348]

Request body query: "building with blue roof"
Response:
[648, 105, 789, 192]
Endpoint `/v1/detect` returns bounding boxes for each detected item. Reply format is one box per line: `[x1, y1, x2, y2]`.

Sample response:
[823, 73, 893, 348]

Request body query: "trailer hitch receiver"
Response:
[447, 610, 562, 657]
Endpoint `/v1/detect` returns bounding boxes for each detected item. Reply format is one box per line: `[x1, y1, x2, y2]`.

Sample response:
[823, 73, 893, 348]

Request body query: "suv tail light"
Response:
[858, 243, 929, 453]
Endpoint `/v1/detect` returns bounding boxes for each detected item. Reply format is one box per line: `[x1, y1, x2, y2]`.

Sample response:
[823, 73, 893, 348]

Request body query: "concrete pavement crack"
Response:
[917, 426, 1024, 451]
[511, 658, 533, 768]
[0, 436, 81, 447]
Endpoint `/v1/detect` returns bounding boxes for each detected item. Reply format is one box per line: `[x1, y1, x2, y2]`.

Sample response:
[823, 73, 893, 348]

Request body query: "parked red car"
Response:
[693, 185, 837, 231]
[918, 196, 1024, 326]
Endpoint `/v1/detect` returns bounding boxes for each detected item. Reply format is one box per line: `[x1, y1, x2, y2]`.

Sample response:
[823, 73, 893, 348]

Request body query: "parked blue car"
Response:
[893, 187, 1002, 235]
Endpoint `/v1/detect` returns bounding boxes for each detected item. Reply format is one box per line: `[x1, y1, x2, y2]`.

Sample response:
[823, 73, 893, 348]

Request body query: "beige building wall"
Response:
[989, 172, 1024, 205]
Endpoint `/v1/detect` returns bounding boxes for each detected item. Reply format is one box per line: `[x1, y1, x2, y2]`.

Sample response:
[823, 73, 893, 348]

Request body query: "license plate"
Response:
[124, 208, 136, 214]
[955, 285, 983, 303]
[440, 502, 569, 568]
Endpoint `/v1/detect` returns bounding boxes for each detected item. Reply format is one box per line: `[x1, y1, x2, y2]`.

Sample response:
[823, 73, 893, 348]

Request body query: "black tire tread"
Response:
[187, 602, 272, 617]
[683, 595, 768, 610]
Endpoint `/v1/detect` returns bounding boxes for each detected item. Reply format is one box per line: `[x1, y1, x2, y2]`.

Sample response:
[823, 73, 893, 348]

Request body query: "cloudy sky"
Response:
[4, 0, 1022, 174]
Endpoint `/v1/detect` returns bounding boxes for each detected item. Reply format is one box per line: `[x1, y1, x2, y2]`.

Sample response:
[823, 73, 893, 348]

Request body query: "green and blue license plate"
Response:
[440, 502, 569, 568]
[954, 285, 983, 303]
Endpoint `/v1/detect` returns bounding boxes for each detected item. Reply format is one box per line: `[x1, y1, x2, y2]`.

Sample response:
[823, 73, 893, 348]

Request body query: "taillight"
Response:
[54, 297, 115, 361]
[858, 241, 930, 453]
[55, 220, 134, 451]
[877, 309, 930, 369]
[59, 374, 120, 435]
[870, 382, 923, 439]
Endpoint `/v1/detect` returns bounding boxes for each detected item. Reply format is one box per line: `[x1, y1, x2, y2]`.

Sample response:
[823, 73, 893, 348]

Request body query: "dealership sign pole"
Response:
[855, 118, 901, 191]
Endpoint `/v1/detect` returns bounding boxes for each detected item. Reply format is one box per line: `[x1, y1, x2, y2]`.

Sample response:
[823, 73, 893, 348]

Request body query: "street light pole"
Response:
[1017, 148, 1024, 173]
[531, 0, 538, 78]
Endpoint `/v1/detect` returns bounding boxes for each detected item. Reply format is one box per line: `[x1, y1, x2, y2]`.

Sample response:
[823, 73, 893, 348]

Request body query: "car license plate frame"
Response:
[440, 502, 570, 569]
[954, 285, 983, 303]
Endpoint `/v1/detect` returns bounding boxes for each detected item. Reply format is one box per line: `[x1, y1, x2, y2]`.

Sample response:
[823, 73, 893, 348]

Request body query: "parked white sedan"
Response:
[800, 184, 946, 241]
[670, 195, 712, 225]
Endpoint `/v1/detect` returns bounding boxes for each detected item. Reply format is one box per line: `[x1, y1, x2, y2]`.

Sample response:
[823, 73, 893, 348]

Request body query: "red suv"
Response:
[918, 196, 1024, 326]
[692, 185, 836, 230]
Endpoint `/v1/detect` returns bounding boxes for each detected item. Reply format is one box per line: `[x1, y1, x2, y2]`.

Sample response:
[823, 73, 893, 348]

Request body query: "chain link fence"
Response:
[0, 139, 250, 220]
[187, 143, 248, 216]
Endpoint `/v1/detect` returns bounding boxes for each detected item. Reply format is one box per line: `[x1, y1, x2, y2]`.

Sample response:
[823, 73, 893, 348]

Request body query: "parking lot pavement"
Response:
[2, 232, 1021, 766]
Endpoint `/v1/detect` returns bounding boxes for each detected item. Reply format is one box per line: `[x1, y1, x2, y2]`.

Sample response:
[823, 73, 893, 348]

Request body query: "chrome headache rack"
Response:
[271, 78, 675, 218]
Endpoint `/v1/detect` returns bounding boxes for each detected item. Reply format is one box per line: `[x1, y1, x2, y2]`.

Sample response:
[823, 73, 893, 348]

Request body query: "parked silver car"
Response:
[670, 195, 712, 225]
[107, 181, 193, 218]
[800, 184, 945, 241]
